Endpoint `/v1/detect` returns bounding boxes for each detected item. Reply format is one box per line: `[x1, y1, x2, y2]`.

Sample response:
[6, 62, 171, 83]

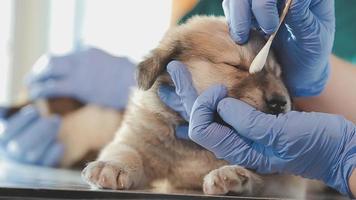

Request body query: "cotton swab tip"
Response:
[248, 0, 292, 74]
[249, 40, 272, 74]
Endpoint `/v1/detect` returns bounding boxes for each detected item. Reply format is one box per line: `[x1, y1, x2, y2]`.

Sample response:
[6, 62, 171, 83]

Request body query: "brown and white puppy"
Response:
[3, 98, 123, 168]
[81, 16, 306, 198]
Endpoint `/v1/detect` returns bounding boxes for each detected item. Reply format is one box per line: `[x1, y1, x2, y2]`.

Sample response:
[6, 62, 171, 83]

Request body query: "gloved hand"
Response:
[159, 61, 356, 197]
[27, 47, 137, 110]
[0, 106, 63, 166]
[195, 90, 355, 197]
[158, 61, 196, 140]
[222, 0, 335, 97]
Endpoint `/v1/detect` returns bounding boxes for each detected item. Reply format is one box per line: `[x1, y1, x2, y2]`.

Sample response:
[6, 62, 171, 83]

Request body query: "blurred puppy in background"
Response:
[3, 89, 123, 168]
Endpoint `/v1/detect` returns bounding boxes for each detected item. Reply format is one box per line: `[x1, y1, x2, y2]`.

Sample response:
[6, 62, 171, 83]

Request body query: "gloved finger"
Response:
[223, 0, 252, 44]
[28, 78, 76, 100]
[167, 61, 198, 116]
[38, 141, 64, 166]
[251, 0, 279, 34]
[0, 106, 39, 143]
[285, 0, 334, 41]
[158, 85, 189, 121]
[175, 124, 190, 140]
[27, 55, 73, 85]
[189, 84, 227, 141]
[196, 122, 267, 170]
[217, 98, 279, 147]
[188, 85, 267, 168]
[5, 115, 61, 158]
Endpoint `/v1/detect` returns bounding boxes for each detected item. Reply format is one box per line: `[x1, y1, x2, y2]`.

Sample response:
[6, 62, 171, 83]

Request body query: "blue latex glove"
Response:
[27, 47, 137, 110]
[191, 88, 356, 197]
[158, 61, 197, 140]
[0, 106, 63, 166]
[159, 61, 356, 197]
[222, 0, 335, 97]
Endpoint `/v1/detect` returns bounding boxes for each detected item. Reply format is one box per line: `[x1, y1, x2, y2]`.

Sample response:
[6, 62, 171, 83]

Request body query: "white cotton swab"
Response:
[249, 0, 293, 74]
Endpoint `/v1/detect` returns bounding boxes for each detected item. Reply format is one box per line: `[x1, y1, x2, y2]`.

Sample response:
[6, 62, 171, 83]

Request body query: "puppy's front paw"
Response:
[203, 165, 260, 195]
[81, 160, 135, 190]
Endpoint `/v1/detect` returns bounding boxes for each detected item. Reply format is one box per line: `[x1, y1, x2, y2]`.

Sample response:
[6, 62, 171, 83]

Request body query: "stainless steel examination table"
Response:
[0, 161, 348, 200]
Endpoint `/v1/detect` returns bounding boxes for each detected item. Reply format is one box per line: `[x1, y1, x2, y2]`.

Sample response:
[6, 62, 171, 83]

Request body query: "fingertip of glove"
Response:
[261, 25, 278, 35]
[213, 84, 228, 98]
[166, 61, 193, 86]
[200, 85, 228, 102]
[192, 85, 228, 112]
[167, 61, 187, 73]
[19, 105, 40, 119]
[257, 16, 279, 35]
[217, 97, 235, 111]
[217, 98, 257, 121]
[230, 29, 249, 44]
[216, 98, 240, 121]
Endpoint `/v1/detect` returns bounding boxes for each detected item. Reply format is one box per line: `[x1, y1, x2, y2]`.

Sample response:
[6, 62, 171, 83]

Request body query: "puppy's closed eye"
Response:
[223, 62, 248, 72]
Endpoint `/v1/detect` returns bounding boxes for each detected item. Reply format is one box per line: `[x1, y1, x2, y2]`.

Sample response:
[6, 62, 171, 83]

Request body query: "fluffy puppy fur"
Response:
[82, 16, 306, 198]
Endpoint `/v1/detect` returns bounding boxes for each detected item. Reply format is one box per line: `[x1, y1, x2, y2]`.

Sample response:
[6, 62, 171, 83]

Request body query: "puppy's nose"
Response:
[266, 96, 287, 115]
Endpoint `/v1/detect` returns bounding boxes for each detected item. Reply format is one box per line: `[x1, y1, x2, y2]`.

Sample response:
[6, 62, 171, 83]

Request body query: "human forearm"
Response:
[294, 55, 356, 123]
[350, 169, 356, 198]
[170, 0, 197, 26]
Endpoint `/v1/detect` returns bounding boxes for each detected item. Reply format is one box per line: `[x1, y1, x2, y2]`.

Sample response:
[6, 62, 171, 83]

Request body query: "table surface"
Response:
[0, 161, 347, 200]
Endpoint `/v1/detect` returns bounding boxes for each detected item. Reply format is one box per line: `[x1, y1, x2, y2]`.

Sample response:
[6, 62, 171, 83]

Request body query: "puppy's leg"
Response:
[82, 142, 146, 190]
[168, 157, 226, 191]
[203, 165, 262, 195]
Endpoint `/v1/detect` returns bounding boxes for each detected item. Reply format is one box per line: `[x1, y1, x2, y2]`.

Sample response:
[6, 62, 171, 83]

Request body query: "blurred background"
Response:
[0, 0, 172, 105]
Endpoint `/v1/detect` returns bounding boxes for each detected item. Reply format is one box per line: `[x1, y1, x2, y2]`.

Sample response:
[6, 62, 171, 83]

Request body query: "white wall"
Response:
[81, 0, 172, 62]
[9, 0, 50, 104]
[0, 0, 13, 105]
[0, 0, 172, 105]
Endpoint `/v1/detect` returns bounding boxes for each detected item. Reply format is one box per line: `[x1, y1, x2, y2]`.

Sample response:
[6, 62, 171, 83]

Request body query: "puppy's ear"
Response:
[137, 42, 181, 90]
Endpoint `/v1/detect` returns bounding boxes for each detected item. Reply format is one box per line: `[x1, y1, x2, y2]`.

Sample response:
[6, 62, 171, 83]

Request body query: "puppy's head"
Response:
[137, 16, 291, 115]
